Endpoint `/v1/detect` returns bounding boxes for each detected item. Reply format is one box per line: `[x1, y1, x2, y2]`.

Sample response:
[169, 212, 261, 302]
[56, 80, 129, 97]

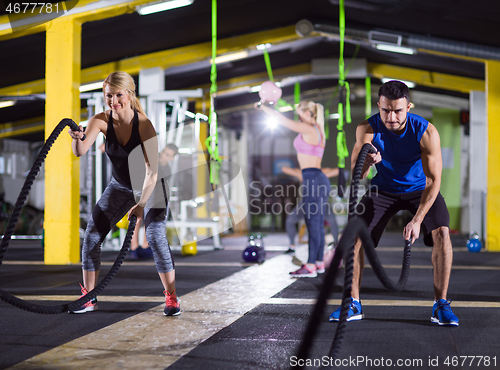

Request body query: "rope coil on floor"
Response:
[0, 118, 136, 314]
[292, 143, 412, 368]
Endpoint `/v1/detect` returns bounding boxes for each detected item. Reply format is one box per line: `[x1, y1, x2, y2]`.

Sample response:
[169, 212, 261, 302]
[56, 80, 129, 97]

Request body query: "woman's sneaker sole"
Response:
[69, 302, 98, 314]
[430, 317, 459, 326]
[164, 309, 181, 316]
[329, 313, 364, 322]
[290, 272, 317, 278]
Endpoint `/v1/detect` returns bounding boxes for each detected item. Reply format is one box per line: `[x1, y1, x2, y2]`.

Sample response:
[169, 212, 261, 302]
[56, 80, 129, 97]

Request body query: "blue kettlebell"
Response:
[467, 233, 482, 253]
[242, 244, 266, 263]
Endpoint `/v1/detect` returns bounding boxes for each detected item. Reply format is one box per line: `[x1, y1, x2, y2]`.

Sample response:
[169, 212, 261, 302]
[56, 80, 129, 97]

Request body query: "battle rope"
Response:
[0, 118, 137, 314]
[292, 143, 412, 368]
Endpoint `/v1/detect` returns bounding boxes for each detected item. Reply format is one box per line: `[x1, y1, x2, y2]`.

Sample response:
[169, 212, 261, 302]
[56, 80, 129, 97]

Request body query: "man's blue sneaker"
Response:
[431, 299, 459, 326]
[137, 246, 154, 259]
[329, 297, 363, 322]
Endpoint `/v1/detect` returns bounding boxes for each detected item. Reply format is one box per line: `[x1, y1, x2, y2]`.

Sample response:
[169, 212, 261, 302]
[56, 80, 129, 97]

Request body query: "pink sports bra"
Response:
[293, 125, 325, 158]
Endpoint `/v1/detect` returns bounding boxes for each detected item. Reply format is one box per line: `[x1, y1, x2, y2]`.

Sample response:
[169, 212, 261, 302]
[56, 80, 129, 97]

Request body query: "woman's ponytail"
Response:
[315, 103, 325, 128]
[131, 95, 146, 116]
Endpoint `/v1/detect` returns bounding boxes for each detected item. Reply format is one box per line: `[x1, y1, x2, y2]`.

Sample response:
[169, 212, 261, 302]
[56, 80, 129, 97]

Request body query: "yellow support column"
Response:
[486, 60, 500, 251]
[44, 18, 82, 264]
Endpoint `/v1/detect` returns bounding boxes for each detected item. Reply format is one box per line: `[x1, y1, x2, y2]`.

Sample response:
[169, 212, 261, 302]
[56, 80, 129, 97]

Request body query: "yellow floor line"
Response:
[363, 264, 500, 270]
[4, 260, 500, 270]
[262, 298, 500, 308]
[15, 296, 499, 308]
[15, 295, 165, 303]
[7, 254, 299, 370]
[2, 261, 254, 267]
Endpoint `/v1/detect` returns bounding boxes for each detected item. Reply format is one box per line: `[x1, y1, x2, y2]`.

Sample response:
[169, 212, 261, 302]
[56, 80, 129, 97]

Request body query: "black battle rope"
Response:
[292, 143, 413, 368]
[0, 118, 137, 314]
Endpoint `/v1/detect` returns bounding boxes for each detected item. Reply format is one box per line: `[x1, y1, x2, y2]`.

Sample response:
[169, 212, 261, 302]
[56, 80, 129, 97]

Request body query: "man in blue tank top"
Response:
[329, 80, 459, 326]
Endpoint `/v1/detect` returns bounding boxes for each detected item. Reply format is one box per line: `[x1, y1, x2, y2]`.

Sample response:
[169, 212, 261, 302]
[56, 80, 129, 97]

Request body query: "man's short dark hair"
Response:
[164, 143, 179, 156]
[378, 80, 410, 101]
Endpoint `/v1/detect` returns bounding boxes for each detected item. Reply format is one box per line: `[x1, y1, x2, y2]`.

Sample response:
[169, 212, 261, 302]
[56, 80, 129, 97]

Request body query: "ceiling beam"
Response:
[2, 59, 482, 138]
[0, 117, 44, 139]
[367, 62, 484, 94]
[0, 22, 485, 123]
[0, 25, 300, 96]
[0, 0, 165, 40]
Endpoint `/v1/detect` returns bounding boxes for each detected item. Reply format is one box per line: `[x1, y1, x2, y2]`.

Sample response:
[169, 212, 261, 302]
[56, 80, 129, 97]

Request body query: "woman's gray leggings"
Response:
[82, 179, 174, 273]
[286, 200, 339, 245]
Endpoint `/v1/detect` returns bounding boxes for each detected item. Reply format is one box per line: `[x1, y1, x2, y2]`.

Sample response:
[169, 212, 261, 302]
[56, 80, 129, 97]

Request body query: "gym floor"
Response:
[1, 232, 499, 370]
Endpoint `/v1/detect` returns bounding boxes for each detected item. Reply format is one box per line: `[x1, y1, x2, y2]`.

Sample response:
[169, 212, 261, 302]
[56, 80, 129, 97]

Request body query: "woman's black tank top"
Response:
[105, 110, 143, 188]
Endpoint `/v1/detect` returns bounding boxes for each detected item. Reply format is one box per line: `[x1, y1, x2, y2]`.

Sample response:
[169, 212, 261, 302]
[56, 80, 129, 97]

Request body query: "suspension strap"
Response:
[335, 0, 352, 197]
[205, 0, 221, 187]
[364, 76, 376, 180]
[293, 81, 300, 121]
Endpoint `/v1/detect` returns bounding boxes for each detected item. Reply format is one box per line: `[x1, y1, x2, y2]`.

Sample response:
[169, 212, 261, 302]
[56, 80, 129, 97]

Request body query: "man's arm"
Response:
[282, 166, 302, 181]
[351, 120, 379, 179]
[282, 166, 339, 181]
[405, 123, 442, 243]
[321, 167, 339, 178]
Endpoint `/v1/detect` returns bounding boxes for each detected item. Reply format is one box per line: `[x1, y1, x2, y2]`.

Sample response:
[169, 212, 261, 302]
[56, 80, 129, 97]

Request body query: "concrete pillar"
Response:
[468, 91, 487, 241]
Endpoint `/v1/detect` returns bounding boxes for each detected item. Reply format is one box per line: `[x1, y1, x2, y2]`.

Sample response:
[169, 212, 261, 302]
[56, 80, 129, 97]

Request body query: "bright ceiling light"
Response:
[375, 44, 415, 55]
[137, 0, 194, 16]
[79, 81, 103, 92]
[266, 117, 279, 130]
[211, 51, 249, 64]
[0, 100, 15, 109]
[381, 78, 416, 88]
[256, 43, 272, 50]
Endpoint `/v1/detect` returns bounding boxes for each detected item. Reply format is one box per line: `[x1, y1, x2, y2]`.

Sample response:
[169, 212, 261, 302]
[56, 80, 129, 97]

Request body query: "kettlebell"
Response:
[467, 232, 482, 253]
[242, 244, 266, 263]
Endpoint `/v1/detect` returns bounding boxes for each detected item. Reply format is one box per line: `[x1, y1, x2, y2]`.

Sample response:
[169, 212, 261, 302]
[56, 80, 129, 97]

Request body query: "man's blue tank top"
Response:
[368, 112, 428, 193]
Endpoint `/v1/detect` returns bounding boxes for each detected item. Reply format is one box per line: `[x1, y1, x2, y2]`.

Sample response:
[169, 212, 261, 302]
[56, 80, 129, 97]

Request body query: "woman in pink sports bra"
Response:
[255, 100, 331, 278]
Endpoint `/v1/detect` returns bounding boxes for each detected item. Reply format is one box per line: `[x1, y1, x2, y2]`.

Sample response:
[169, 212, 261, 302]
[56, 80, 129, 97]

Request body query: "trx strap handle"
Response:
[0, 118, 137, 314]
[292, 143, 413, 367]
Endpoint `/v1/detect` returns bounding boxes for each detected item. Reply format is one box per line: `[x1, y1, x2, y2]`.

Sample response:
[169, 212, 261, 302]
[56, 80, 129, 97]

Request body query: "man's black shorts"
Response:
[355, 189, 450, 247]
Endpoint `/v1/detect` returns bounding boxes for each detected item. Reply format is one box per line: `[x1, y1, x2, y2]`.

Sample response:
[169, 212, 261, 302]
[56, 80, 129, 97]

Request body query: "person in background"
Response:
[281, 166, 339, 260]
[129, 143, 178, 259]
[255, 100, 328, 278]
